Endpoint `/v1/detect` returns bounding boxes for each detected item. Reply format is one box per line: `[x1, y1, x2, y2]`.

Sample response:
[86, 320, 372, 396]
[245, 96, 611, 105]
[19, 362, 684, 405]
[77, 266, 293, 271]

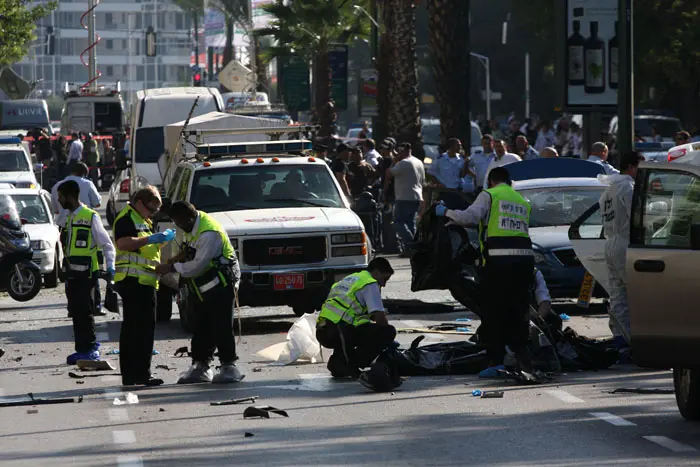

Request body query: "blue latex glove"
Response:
[435, 203, 448, 217]
[106, 267, 115, 279]
[147, 229, 175, 245]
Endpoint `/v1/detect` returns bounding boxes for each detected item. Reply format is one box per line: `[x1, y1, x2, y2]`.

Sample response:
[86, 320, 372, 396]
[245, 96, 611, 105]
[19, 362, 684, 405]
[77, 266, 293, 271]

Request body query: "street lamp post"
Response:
[471, 52, 491, 121]
[354, 3, 380, 137]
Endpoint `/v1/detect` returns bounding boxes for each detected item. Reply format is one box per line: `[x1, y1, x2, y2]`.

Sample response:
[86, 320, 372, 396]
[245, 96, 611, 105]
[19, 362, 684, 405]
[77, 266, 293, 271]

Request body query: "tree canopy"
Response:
[0, 0, 57, 66]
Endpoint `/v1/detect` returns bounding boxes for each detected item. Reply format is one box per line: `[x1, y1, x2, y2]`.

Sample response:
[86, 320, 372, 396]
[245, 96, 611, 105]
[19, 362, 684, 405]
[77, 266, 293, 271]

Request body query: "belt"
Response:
[198, 276, 221, 293]
[489, 248, 533, 257]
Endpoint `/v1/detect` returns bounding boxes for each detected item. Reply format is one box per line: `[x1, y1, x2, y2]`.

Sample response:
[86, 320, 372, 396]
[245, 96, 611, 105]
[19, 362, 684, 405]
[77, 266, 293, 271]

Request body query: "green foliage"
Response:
[171, 0, 204, 14]
[0, 0, 57, 66]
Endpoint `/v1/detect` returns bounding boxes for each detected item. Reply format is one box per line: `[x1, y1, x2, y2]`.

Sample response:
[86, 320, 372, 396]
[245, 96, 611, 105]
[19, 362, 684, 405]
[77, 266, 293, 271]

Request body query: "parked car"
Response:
[0, 137, 40, 189]
[106, 168, 130, 226]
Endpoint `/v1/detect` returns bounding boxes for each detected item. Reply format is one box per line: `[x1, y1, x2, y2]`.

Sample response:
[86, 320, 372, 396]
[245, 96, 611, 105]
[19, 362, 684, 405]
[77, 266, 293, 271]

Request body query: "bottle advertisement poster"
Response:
[566, 0, 619, 108]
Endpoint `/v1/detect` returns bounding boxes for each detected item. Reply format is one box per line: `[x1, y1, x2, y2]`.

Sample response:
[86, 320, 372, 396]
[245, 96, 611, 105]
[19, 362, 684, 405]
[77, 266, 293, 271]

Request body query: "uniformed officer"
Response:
[113, 186, 174, 386]
[436, 166, 535, 376]
[56, 180, 115, 364]
[316, 257, 397, 378]
[156, 201, 243, 384]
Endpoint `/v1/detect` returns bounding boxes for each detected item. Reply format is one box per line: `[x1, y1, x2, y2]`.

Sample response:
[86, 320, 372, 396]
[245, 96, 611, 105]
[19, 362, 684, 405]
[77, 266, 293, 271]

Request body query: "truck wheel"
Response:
[44, 254, 59, 289]
[674, 367, 700, 421]
[156, 287, 174, 322]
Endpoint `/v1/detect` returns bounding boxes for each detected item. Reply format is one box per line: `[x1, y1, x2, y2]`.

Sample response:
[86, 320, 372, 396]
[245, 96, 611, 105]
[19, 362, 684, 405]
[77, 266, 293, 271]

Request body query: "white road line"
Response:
[96, 332, 110, 341]
[117, 456, 143, 467]
[643, 436, 698, 453]
[590, 412, 637, 426]
[546, 389, 585, 403]
[108, 408, 129, 422]
[112, 430, 136, 444]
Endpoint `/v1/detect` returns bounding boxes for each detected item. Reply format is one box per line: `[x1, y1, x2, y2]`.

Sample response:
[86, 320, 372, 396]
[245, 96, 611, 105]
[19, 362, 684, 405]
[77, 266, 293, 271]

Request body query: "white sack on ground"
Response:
[256, 313, 322, 364]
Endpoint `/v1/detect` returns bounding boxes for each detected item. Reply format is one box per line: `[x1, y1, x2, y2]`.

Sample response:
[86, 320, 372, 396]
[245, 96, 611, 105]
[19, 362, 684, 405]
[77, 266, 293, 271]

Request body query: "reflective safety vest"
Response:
[64, 206, 100, 278]
[184, 211, 236, 302]
[114, 204, 160, 288]
[479, 183, 533, 262]
[318, 270, 377, 327]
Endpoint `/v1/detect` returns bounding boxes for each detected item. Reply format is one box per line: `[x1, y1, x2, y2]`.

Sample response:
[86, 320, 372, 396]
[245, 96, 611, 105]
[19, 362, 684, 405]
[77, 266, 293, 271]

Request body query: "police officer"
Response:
[436, 166, 535, 376]
[56, 180, 115, 364]
[113, 186, 174, 386]
[155, 201, 243, 384]
[316, 257, 397, 379]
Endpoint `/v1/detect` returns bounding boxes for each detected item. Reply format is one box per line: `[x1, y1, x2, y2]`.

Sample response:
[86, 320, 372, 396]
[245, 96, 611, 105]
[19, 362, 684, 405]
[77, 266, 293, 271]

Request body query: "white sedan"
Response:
[1, 188, 63, 288]
[0, 138, 40, 189]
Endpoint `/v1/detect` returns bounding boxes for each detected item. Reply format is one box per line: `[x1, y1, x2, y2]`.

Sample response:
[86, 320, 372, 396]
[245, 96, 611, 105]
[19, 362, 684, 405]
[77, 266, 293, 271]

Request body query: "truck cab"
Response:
[60, 82, 126, 140]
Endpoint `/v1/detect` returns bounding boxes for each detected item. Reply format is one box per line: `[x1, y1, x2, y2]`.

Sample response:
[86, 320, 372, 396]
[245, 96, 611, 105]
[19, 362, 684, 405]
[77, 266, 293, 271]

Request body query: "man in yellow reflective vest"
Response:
[57, 180, 115, 364]
[316, 257, 397, 379]
[436, 166, 536, 377]
[155, 201, 243, 384]
[114, 186, 174, 386]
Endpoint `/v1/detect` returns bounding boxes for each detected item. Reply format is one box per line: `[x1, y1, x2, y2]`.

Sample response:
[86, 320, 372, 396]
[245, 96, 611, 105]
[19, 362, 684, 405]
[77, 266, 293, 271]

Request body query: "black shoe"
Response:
[122, 377, 164, 387]
[327, 354, 360, 379]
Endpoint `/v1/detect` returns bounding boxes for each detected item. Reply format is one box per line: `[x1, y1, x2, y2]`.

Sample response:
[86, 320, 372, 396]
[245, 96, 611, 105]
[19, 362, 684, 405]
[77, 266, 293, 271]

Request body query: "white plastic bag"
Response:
[256, 313, 322, 364]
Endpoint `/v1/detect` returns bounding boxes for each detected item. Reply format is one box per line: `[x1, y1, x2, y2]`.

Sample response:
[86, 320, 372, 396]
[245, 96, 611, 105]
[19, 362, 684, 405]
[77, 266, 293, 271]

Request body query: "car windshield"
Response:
[134, 127, 164, 163]
[0, 150, 29, 171]
[191, 163, 344, 212]
[520, 186, 603, 228]
[11, 194, 49, 224]
[635, 117, 681, 138]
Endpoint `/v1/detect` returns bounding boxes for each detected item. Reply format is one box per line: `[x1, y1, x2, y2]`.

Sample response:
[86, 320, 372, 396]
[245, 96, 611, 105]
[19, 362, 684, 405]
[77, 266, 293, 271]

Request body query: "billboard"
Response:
[565, 0, 618, 108]
[359, 69, 378, 117]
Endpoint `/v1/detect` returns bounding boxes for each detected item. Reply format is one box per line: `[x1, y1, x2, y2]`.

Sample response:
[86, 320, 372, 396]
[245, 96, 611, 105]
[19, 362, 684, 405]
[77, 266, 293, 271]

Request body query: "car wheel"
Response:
[674, 367, 700, 421]
[44, 254, 59, 289]
[156, 287, 174, 322]
[106, 201, 115, 226]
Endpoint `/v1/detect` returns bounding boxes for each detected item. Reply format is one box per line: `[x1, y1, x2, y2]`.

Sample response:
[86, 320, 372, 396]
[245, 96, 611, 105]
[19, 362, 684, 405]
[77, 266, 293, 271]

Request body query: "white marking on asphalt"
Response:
[590, 412, 636, 426]
[112, 430, 136, 444]
[108, 408, 129, 422]
[96, 332, 110, 341]
[546, 389, 584, 403]
[299, 373, 335, 391]
[117, 456, 143, 467]
[643, 436, 697, 453]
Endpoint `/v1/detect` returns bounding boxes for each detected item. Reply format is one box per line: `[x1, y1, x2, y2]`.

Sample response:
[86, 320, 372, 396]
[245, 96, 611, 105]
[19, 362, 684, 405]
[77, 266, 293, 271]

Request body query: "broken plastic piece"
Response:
[472, 389, 482, 397]
[174, 346, 190, 357]
[106, 349, 120, 355]
[243, 406, 289, 419]
[211, 396, 259, 406]
[152, 349, 160, 355]
[113, 393, 139, 405]
[481, 391, 505, 399]
[559, 313, 571, 321]
[77, 360, 115, 371]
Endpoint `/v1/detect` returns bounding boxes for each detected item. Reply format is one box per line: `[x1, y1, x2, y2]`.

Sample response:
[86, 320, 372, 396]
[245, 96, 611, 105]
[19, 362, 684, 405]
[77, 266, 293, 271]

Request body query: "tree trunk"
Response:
[376, 0, 394, 144]
[255, 38, 267, 92]
[313, 48, 336, 139]
[387, 0, 424, 159]
[222, 17, 234, 70]
[428, 0, 471, 149]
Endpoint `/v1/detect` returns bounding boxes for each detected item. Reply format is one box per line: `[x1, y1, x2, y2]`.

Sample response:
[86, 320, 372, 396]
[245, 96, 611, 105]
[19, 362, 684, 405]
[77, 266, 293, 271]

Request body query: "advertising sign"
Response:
[329, 45, 348, 111]
[359, 69, 378, 117]
[278, 56, 311, 112]
[204, 9, 226, 48]
[566, 0, 618, 108]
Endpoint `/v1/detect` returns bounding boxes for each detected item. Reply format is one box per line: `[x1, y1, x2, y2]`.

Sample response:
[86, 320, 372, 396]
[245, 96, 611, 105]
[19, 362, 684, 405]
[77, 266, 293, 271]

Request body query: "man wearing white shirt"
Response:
[482, 140, 522, 187]
[469, 135, 496, 193]
[587, 142, 619, 175]
[52, 162, 101, 228]
[67, 133, 83, 166]
[362, 139, 382, 167]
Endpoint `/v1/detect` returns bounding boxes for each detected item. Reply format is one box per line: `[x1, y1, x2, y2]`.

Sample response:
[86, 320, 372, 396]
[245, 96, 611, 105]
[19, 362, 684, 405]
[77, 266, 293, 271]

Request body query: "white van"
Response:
[129, 87, 224, 193]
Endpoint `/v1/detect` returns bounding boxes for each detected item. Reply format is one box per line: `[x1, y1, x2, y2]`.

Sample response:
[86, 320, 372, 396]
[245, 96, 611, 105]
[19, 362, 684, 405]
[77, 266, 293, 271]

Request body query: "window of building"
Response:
[175, 12, 184, 30]
[136, 66, 145, 81]
[106, 13, 113, 25]
[106, 66, 114, 76]
[106, 39, 113, 50]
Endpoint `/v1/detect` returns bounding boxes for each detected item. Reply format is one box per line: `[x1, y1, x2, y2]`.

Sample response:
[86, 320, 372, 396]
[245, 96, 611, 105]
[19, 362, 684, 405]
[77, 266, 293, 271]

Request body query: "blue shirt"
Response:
[468, 152, 495, 189]
[522, 147, 540, 161]
[429, 152, 464, 189]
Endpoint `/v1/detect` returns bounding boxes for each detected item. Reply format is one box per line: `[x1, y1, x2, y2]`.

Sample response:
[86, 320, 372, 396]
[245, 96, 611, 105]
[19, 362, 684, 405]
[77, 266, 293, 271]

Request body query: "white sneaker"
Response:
[177, 361, 213, 384]
[212, 363, 245, 384]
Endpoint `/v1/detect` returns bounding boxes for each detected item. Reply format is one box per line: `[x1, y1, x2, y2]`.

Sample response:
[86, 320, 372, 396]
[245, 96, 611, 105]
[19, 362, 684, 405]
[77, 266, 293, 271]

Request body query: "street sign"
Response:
[278, 56, 311, 112]
[218, 60, 253, 93]
[329, 45, 348, 111]
[359, 69, 378, 117]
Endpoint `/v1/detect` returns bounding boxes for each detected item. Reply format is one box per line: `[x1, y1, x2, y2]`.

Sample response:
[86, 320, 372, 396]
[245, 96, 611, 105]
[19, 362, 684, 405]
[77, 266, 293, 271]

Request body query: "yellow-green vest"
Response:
[64, 206, 100, 277]
[318, 270, 377, 327]
[114, 204, 160, 288]
[479, 183, 533, 261]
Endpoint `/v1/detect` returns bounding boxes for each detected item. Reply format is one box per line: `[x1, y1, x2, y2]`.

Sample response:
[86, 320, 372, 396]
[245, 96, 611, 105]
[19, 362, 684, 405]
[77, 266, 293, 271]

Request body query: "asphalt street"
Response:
[0, 195, 697, 466]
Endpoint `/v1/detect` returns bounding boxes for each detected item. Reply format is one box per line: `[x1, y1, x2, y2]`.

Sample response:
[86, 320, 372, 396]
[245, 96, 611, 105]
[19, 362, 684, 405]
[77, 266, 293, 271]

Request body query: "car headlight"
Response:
[31, 240, 52, 250]
[331, 232, 365, 244]
[533, 250, 547, 264]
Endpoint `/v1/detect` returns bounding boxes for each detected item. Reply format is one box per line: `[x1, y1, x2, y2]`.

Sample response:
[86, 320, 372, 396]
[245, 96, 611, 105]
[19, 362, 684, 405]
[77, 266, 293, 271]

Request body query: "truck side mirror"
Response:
[690, 224, 700, 250]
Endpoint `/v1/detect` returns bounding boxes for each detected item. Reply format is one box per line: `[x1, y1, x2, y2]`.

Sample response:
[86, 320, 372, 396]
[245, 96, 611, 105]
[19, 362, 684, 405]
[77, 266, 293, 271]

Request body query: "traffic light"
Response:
[193, 72, 201, 87]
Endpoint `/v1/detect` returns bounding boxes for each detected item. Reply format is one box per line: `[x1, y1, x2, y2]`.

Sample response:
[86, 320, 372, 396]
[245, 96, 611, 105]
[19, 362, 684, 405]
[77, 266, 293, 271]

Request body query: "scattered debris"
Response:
[472, 389, 482, 397]
[390, 392, 395, 396]
[456, 327, 471, 333]
[559, 313, 571, 322]
[26, 409, 38, 414]
[0, 393, 82, 408]
[397, 323, 473, 335]
[174, 346, 190, 357]
[455, 318, 472, 323]
[481, 391, 505, 399]
[14, 356, 22, 362]
[113, 393, 139, 406]
[243, 406, 289, 419]
[77, 360, 115, 371]
[155, 364, 172, 371]
[211, 396, 259, 406]
[159, 408, 166, 412]
[106, 349, 120, 355]
[76, 380, 85, 384]
[69, 371, 120, 379]
[152, 349, 160, 355]
[244, 432, 255, 438]
[610, 388, 674, 395]
[252, 367, 262, 373]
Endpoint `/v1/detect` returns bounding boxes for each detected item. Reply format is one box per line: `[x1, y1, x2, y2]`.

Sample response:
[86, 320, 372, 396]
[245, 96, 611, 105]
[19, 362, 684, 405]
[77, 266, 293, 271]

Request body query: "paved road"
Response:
[0, 196, 696, 466]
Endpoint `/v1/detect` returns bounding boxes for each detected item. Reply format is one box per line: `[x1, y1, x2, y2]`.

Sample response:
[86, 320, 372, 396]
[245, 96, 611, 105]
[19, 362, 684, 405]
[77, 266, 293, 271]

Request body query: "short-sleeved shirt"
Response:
[428, 152, 464, 189]
[113, 210, 139, 241]
[330, 158, 348, 176]
[390, 156, 425, 201]
[469, 152, 495, 189]
[52, 175, 102, 227]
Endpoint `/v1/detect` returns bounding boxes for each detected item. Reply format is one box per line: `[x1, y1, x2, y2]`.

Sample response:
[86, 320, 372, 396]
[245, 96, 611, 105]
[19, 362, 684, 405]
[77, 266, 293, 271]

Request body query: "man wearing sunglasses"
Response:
[113, 186, 175, 386]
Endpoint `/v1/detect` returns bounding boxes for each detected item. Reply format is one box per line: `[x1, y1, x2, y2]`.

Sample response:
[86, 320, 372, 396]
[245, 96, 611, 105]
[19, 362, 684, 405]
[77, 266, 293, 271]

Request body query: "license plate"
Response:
[577, 271, 596, 308]
[273, 273, 305, 290]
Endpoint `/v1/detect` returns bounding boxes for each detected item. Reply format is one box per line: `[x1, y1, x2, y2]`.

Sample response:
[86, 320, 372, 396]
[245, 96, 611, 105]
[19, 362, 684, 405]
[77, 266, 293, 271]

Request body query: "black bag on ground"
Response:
[554, 327, 619, 371]
[381, 336, 489, 376]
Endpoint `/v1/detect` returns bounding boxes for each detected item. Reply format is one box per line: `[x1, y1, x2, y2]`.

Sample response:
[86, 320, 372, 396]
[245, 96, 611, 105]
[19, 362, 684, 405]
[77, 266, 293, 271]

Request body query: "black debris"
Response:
[14, 356, 22, 362]
[244, 432, 255, 438]
[252, 367, 262, 372]
[481, 391, 505, 399]
[610, 388, 674, 395]
[159, 408, 166, 412]
[211, 396, 259, 406]
[156, 364, 172, 371]
[174, 346, 190, 357]
[243, 406, 289, 419]
[76, 381, 85, 384]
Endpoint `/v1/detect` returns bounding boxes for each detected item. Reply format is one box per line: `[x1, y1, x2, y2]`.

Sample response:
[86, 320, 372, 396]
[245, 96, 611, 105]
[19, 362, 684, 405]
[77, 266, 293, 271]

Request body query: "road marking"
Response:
[108, 408, 129, 422]
[117, 456, 143, 467]
[546, 389, 584, 403]
[112, 430, 136, 444]
[589, 412, 636, 426]
[643, 436, 697, 453]
[96, 332, 110, 341]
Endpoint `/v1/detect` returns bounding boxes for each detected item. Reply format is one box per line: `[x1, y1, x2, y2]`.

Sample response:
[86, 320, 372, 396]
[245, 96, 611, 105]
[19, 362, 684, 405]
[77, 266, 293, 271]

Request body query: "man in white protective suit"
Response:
[598, 151, 644, 363]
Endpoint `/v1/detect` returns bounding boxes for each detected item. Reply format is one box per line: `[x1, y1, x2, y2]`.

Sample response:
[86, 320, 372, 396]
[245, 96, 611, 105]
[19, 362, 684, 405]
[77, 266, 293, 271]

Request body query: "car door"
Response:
[627, 163, 700, 368]
[568, 203, 610, 293]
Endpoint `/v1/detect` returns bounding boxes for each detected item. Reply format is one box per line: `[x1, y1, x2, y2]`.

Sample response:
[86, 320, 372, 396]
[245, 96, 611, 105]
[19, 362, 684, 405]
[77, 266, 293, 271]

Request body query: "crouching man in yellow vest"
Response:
[435, 166, 536, 378]
[316, 257, 397, 380]
[155, 201, 243, 384]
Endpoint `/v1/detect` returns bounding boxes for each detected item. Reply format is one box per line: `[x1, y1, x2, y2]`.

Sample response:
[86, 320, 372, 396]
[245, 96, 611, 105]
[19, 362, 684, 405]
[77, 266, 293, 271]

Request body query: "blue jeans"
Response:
[393, 200, 421, 251]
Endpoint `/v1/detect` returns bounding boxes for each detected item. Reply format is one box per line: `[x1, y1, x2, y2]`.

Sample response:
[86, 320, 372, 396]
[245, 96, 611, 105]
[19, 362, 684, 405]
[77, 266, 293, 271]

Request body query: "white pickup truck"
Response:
[155, 136, 369, 331]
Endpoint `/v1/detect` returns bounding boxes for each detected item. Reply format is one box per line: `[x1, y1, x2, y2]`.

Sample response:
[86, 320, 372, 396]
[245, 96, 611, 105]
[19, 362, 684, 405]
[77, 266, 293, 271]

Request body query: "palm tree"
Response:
[427, 0, 471, 149]
[258, 0, 370, 138]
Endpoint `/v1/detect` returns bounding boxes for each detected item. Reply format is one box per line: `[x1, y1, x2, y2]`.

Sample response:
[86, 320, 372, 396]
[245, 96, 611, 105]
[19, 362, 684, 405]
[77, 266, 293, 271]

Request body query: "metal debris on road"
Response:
[252, 367, 262, 372]
[26, 409, 38, 414]
[14, 356, 22, 362]
[76, 360, 115, 371]
[159, 408, 166, 412]
[0, 393, 82, 408]
[481, 391, 505, 399]
[610, 388, 674, 395]
[76, 380, 85, 384]
[113, 393, 139, 405]
[211, 396, 259, 406]
[174, 346, 190, 357]
[155, 364, 172, 371]
[244, 432, 255, 438]
[243, 406, 289, 419]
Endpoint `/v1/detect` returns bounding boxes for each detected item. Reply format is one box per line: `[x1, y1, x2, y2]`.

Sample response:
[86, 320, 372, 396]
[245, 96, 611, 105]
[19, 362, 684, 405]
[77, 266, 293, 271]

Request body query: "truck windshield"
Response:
[191, 164, 344, 212]
[134, 127, 164, 163]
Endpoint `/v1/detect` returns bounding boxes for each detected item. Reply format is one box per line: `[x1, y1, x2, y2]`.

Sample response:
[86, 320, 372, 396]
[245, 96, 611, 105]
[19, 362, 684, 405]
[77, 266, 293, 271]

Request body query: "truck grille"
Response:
[553, 248, 581, 267]
[243, 236, 327, 266]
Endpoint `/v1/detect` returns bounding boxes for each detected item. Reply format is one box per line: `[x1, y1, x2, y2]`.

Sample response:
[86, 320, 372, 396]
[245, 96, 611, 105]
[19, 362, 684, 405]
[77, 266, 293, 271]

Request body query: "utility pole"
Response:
[87, 0, 97, 90]
[370, 0, 379, 139]
[617, 0, 634, 155]
[193, 10, 199, 69]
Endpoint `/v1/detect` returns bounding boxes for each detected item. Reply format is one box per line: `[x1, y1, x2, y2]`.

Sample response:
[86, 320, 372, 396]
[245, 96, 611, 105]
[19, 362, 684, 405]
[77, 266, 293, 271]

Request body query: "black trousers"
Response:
[117, 278, 156, 382]
[191, 284, 237, 364]
[479, 258, 535, 364]
[65, 278, 96, 353]
[316, 321, 396, 369]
